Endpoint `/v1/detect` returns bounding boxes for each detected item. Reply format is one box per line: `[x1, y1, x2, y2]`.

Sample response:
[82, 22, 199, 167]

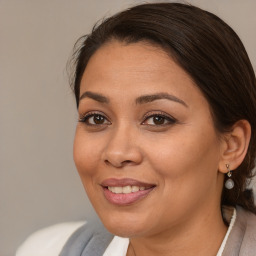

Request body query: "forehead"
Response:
[80, 40, 197, 95]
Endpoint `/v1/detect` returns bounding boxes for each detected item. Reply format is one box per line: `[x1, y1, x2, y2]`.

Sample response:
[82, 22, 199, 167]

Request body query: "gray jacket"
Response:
[60, 206, 256, 256]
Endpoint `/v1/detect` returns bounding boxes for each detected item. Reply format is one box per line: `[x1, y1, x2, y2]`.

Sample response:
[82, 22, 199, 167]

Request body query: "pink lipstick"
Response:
[101, 178, 156, 206]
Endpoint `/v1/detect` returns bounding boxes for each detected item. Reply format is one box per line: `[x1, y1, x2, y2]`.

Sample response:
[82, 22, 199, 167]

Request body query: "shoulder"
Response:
[236, 206, 256, 230]
[236, 206, 256, 238]
[223, 206, 256, 255]
[60, 220, 114, 256]
[16, 221, 86, 256]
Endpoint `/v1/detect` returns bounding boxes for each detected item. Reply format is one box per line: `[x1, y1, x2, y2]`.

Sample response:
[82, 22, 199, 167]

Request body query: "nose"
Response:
[102, 125, 143, 168]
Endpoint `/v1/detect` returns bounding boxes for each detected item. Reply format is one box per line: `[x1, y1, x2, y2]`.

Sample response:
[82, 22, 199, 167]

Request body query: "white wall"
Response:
[0, 1, 255, 255]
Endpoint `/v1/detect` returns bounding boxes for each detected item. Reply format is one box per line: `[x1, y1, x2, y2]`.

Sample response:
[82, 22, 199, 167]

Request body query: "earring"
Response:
[225, 164, 234, 189]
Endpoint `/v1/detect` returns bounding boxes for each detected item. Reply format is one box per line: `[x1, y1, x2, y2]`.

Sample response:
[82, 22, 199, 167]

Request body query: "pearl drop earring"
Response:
[225, 164, 234, 189]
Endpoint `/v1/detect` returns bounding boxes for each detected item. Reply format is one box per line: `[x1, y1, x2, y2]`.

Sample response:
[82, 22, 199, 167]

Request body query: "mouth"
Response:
[107, 185, 148, 194]
[101, 178, 156, 206]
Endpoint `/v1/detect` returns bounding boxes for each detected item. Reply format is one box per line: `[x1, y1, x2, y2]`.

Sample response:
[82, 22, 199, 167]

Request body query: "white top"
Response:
[103, 236, 129, 256]
[16, 221, 86, 256]
[16, 208, 236, 256]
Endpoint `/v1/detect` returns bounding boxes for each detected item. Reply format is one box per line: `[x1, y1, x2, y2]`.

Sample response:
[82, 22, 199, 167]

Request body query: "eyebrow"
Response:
[79, 91, 109, 103]
[79, 91, 188, 107]
[136, 93, 188, 107]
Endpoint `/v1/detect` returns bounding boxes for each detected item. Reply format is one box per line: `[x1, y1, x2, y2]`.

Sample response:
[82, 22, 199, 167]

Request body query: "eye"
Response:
[79, 112, 111, 126]
[143, 113, 176, 126]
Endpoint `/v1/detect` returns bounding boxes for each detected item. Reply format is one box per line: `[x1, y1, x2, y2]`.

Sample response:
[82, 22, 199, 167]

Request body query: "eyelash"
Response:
[78, 112, 111, 126]
[142, 111, 177, 126]
[78, 111, 177, 127]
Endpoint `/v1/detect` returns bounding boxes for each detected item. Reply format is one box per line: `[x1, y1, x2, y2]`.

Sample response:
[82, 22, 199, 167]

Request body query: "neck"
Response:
[127, 205, 227, 256]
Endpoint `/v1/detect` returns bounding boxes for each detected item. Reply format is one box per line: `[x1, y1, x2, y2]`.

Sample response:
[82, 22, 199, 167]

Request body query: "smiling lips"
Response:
[101, 178, 156, 205]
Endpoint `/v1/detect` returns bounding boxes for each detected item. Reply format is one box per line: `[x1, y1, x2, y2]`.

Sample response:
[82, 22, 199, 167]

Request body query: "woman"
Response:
[17, 2, 256, 256]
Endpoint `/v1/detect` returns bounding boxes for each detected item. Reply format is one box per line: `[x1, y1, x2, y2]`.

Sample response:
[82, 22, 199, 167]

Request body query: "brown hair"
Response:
[69, 3, 256, 213]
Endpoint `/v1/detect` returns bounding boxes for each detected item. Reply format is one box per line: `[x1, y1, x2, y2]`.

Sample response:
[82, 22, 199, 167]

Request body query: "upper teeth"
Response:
[108, 185, 146, 194]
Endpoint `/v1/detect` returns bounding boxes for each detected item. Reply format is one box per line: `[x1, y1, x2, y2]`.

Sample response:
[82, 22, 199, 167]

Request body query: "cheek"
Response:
[144, 125, 221, 186]
[138, 128, 221, 224]
[73, 129, 103, 177]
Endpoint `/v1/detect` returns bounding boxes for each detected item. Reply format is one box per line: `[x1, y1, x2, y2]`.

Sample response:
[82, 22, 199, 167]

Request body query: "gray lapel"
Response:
[222, 206, 256, 256]
[60, 220, 114, 256]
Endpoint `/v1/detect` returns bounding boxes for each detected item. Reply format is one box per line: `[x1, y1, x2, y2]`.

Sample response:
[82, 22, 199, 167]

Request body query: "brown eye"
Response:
[93, 114, 105, 124]
[79, 113, 110, 126]
[143, 114, 176, 126]
[152, 116, 165, 125]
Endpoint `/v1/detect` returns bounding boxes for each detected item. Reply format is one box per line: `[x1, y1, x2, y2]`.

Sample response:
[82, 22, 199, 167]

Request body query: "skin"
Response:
[73, 40, 249, 256]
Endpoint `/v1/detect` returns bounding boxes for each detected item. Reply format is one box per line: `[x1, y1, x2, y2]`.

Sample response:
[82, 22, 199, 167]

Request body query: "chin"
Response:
[104, 222, 145, 238]
[98, 210, 149, 238]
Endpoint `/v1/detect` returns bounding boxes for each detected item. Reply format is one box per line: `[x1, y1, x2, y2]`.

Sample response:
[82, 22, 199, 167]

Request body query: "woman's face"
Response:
[73, 40, 225, 238]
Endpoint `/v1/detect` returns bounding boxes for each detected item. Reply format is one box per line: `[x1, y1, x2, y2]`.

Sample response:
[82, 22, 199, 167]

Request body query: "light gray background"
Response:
[1, 1, 256, 255]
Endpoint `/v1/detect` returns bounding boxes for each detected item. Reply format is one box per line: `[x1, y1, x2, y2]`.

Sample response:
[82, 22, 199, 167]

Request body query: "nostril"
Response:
[104, 159, 134, 168]
[104, 159, 122, 167]
[104, 159, 111, 165]
[122, 160, 132, 164]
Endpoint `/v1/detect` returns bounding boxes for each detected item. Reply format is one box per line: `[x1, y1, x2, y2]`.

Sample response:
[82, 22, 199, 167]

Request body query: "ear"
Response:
[218, 120, 251, 173]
